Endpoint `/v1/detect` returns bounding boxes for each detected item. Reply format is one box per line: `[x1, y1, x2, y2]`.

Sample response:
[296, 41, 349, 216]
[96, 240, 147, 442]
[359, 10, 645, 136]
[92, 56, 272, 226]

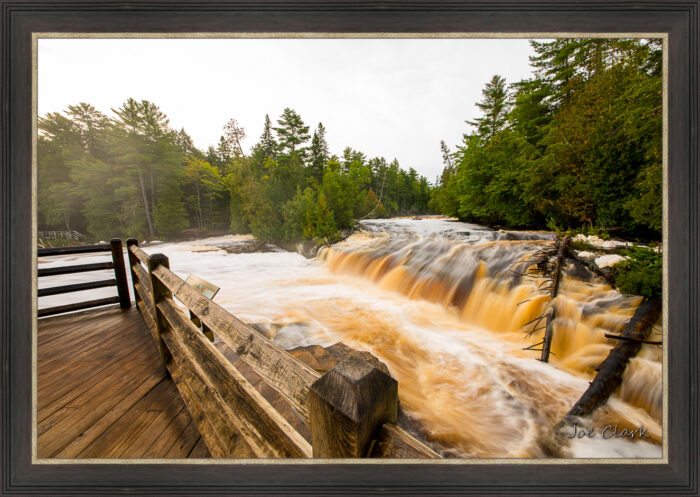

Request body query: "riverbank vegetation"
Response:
[39, 38, 662, 261]
[431, 39, 662, 242]
[38, 104, 431, 245]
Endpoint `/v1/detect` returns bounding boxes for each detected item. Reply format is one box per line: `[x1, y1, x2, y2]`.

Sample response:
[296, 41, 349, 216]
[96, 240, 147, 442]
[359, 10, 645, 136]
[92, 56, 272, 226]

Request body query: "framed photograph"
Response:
[2, 1, 698, 495]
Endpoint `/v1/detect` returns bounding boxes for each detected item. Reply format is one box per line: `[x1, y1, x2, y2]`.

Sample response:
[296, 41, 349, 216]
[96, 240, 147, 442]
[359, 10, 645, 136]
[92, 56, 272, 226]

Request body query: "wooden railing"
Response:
[37, 239, 131, 317]
[126, 239, 441, 459]
[38, 230, 87, 241]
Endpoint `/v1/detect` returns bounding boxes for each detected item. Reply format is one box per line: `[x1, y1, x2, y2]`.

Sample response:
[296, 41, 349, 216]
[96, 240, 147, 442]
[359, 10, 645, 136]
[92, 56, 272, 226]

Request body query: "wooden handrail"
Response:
[151, 263, 321, 425]
[158, 298, 312, 458]
[38, 261, 114, 277]
[129, 244, 441, 459]
[37, 239, 131, 316]
[38, 243, 110, 256]
[128, 243, 150, 265]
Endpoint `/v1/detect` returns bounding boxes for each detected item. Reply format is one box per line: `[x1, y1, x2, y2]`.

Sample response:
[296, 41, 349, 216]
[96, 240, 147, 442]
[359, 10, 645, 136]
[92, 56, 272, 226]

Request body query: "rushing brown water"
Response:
[39, 217, 662, 458]
[312, 219, 662, 458]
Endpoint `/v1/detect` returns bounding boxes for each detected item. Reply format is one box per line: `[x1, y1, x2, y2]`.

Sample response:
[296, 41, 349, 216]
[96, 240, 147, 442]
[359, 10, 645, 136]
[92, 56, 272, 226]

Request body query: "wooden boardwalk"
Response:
[37, 305, 209, 459]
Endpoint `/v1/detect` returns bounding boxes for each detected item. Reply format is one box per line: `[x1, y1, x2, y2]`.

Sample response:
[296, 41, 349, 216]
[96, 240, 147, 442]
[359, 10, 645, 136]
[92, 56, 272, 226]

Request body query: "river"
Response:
[38, 217, 663, 459]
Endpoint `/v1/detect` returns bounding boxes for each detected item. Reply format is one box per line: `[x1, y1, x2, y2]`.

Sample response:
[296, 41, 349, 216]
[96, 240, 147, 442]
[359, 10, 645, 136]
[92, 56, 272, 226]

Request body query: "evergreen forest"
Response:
[38, 38, 662, 245]
[431, 38, 662, 240]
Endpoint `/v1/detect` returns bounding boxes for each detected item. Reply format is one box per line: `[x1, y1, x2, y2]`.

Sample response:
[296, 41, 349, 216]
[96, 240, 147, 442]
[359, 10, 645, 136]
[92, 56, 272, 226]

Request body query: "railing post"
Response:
[125, 238, 140, 308]
[147, 253, 172, 378]
[109, 238, 131, 310]
[309, 356, 398, 458]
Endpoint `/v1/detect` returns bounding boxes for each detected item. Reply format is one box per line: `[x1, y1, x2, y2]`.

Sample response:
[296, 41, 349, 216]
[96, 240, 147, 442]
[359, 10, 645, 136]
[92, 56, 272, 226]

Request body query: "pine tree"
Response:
[223, 118, 246, 157]
[440, 140, 454, 173]
[274, 108, 310, 156]
[308, 122, 329, 184]
[466, 75, 510, 140]
[259, 114, 277, 159]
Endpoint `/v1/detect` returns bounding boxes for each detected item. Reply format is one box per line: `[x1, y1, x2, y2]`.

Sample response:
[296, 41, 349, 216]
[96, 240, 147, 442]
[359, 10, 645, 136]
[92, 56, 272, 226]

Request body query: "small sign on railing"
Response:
[185, 274, 220, 341]
[185, 274, 220, 300]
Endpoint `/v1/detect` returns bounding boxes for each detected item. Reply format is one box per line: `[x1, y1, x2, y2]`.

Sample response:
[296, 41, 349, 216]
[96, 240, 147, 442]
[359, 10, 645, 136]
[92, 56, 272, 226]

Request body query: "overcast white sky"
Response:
[38, 38, 540, 182]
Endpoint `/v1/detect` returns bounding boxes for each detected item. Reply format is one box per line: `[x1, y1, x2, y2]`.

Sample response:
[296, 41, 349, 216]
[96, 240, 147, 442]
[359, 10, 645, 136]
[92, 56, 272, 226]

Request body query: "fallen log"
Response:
[564, 248, 617, 288]
[603, 333, 662, 346]
[540, 236, 570, 363]
[564, 297, 661, 420]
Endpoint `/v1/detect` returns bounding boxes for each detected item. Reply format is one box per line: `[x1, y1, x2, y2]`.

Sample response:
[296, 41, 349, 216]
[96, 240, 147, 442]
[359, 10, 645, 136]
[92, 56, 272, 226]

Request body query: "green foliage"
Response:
[466, 75, 510, 139]
[613, 246, 662, 299]
[274, 108, 310, 156]
[570, 240, 596, 252]
[38, 103, 432, 244]
[432, 38, 662, 240]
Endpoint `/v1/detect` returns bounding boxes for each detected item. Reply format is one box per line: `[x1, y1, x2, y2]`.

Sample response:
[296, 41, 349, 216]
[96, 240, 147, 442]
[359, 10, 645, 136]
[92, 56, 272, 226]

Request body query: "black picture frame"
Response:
[2, 1, 697, 495]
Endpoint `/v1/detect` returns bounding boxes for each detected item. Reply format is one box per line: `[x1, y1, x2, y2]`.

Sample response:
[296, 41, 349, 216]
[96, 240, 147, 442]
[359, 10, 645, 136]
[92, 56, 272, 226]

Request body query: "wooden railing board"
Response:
[38, 244, 110, 256]
[134, 282, 155, 317]
[37, 239, 131, 316]
[158, 298, 312, 458]
[129, 245, 150, 265]
[371, 423, 441, 459]
[38, 297, 121, 318]
[152, 265, 321, 425]
[167, 358, 256, 458]
[110, 239, 131, 310]
[38, 278, 117, 297]
[38, 261, 114, 277]
[136, 298, 158, 342]
[147, 254, 173, 377]
[128, 245, 441, 460]
[131, 263, 150, 291]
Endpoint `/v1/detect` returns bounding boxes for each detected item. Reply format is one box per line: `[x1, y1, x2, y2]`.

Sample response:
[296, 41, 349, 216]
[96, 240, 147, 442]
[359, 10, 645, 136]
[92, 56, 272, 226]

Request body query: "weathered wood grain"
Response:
[38, 307, 204, 459]
[371, 423, 441, 459]
[135, 282, 155, 320]
[167, 357, 255, 458]
[78, 379, 179, 458]
[309, 356, 398, 458]
[188, 437, 212, 458]
[128, 244, 150, 266]
[109, 239, 131, 309]
[54, 371, 165, 458]
[147, 254, 172, 376]
[142, 406, 197, 458]
[158, 298, 312, 458]
[153, 264, 320, 425]
[132, 262, 151, 294]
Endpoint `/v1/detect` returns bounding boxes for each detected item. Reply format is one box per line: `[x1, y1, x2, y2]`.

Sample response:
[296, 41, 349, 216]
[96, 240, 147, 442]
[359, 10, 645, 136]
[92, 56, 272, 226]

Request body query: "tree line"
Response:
[40, 38, 661, 247]
[430, 39, 662, 240]
[38, 102, 431, 244]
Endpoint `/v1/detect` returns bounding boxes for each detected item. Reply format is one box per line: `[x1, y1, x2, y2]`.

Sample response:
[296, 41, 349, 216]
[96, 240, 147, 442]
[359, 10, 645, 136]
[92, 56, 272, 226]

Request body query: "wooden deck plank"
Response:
[38, 360, 163, 457]
[188, 437, 211, 458]
[37, 325, 147, 384]
[54, 371, 165, 458]
[119, 397, 187, 458]
[78, 379, 178, 458]
[38, 306, 207, 459]
[38, 345, 155, 417]
[38, 308, 137, 354]
[140, 403, 194, 458]
[38, 319, 145, 368]
[164, 418, 203, 458]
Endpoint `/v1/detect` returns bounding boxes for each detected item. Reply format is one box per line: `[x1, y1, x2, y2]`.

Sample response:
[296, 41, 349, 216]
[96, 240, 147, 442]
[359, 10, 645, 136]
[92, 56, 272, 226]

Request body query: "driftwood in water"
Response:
[604, 333, 662, 346]
[540, 236, 570, 362]
[565, 297, 661, 420]
[564, 248, 617, 288]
